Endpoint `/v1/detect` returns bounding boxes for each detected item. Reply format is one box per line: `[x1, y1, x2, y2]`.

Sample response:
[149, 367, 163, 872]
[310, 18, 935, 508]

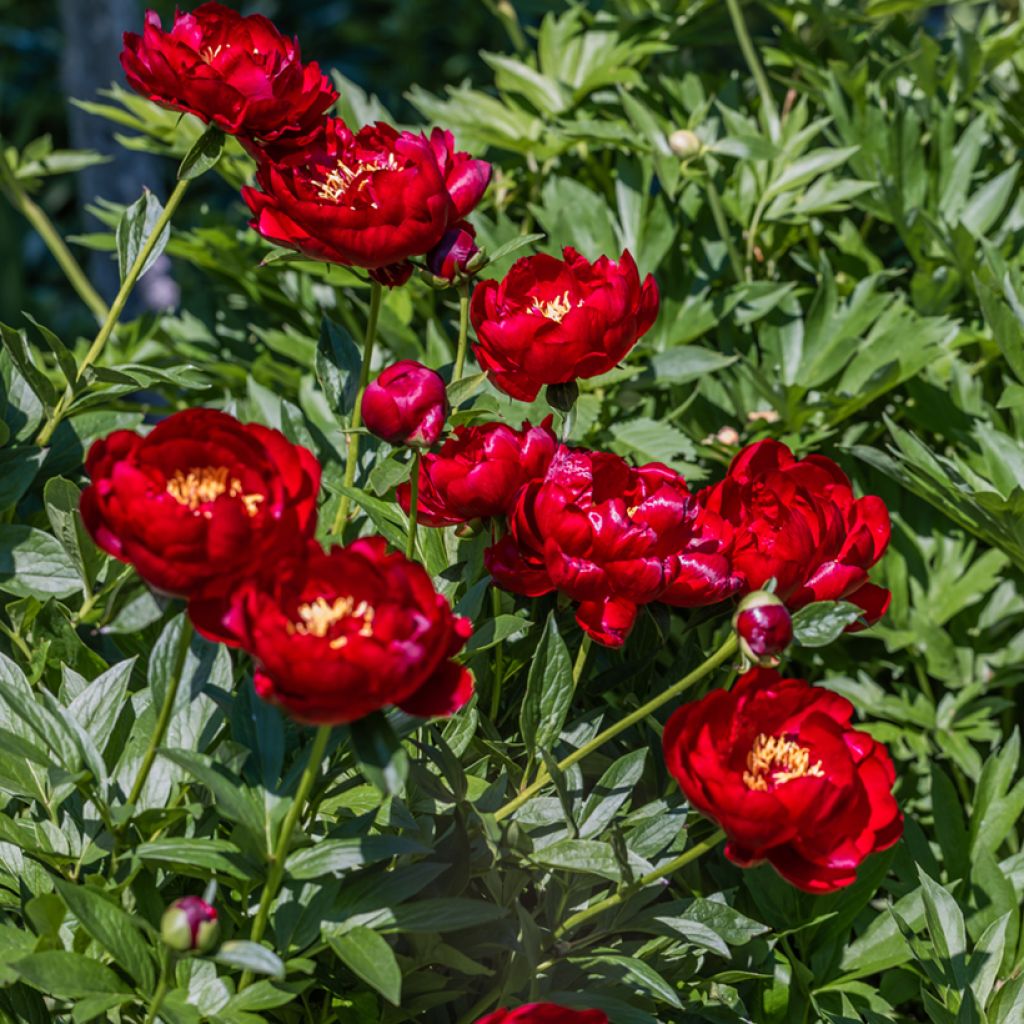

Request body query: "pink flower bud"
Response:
[734, 591, 793, 665]
[427, 222, 480, 283]
[362, 360, 448, 448]
[161, 896, 219, 953]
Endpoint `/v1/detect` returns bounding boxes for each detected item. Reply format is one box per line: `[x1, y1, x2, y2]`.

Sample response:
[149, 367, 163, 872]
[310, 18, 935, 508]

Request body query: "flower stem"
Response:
[553, 829, 726, 938]
[488, 586, 505, 721]
[36, 177, 191, 446]
[0, 156, 109, 324]
[495, 634, 738, 821]
[143, 947, 173, 1024]
[572, 634, 591, 691]
[724, 0, 780, 142]
[330, 280, 383, 535]
[239, 724, 332, 992]
[405, 450, 421, 560]
[703, 173, 745, 283]
[124, 618, 193, 816]
[453, 280, 471, 382]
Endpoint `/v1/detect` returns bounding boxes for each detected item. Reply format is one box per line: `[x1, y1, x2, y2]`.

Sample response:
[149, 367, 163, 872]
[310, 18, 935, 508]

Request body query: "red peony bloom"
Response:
[477, 1006, 607, 1024]
[80, 408, 320, 597]
[699, 440, 891, 625]
[121, 3, 336, 146]
[189, 538, 473, 725]
[397, 417, 557, 527]
[427, 221, 480, 283]
[486, 447, 737, 647]
[361, 360, 448, 448]
[429, 129, 492, 221]
[243, 118, 490, 277]
[663, 668, 902, 893]
[735, 591, 793, 665]
[470, 247, 659, 402]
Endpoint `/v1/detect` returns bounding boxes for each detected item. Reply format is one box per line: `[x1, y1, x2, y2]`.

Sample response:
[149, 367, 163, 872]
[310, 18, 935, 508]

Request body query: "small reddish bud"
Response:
[362, 360, 448, 448]
[734, 591, 793, 665]
[161, 896, 219, 953]
[427, 222, 480, 283]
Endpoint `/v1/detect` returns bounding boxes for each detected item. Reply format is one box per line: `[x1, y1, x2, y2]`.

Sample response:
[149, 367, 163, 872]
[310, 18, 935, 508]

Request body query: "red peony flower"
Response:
[486, 447, 737, 646]
[476, 1006, 608, 1024]
[663, 668, 902, 892]
[243, 118, 490, 276]
[429, 129, 492, 221]
[361, 360, 448, 448]
[427, 221, 480, 283]
[397, 417, 557, 527]
[121, 3, 336, 146]
[189, 537, 473, 725]
[735, 591, 793, 664]
[80, 408, 320, 597]
[470, 247, 659, 402]
[699, 440, 891, 625]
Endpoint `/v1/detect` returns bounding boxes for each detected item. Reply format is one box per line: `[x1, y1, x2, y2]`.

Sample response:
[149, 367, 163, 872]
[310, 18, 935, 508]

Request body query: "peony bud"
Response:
[426, 222, 480, 284]
[667, 128, 702, 159]
[734, 591, 793, 665]
[362, 360, 449, 448]
[161, 896, 219, 953]
[369, 261, 414, 288]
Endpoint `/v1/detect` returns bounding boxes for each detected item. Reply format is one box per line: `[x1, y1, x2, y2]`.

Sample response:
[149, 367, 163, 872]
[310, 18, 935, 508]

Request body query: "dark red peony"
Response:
[735, 591, 793, 665]
[486, 446, 737, 647]
[361, 360, 448, 448]
[699, 440, 891, 625]
[189, 537, 472, 725]
[470, 247, 659, 402]
[80, 408, 320, 597]
[427, 221, 480, 283]
[243, 118, 490, 281]
[121, 3, 336, 146]
[397, 417, 557, 527]
[663, 668, 902, 893]
[477, 1006, 608, 1024]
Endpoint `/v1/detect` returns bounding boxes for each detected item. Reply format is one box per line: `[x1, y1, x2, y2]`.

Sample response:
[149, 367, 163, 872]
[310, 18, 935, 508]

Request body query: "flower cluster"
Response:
[81, 408, 471, 725]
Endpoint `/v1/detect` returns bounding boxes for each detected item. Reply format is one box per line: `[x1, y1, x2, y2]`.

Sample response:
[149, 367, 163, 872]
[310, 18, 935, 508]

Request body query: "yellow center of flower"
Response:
[626, 505, 639, 518]
[200, 44, 225, 63]
[530, 291, 576, 323]
[743, 733, 824, 792]
[314, 153, 401, 206]
[165, 467, 264, 518]
[290, 596, 376, 649]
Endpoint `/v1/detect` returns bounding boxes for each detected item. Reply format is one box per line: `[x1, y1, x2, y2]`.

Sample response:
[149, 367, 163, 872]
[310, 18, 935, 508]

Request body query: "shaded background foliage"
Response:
[3, 1, 1024, 1023]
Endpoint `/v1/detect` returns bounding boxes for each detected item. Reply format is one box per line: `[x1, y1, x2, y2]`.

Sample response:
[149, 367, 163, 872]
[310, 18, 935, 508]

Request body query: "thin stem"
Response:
[553, 829, 726, 938]
[143, 943, 173, 1024]
[453, 280, 470, 382]
[0, 157, 109, 324]
[488, 586, 505, 721]
[405, 450, 421, 560]
[36, 177, 191, 446]
[330, 281, 383, 535]
[745, 193, 768, 279]
[496, 634, 738, 821]
[572, 634, 592, 691]
[725, 0, 781, 142]
[123, 618, 193, 816]
[239, 724, 332, 991]
[704, 172, 745, 283]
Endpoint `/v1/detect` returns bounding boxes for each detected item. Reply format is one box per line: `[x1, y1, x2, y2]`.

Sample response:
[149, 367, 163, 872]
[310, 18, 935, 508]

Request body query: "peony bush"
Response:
[1, 2, 1023, 1022]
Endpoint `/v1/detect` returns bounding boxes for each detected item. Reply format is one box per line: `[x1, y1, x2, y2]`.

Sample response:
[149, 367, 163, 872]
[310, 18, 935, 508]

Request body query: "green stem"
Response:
[36, 177, 191, 446]
[572, 634, 592, 691]
[405, 450, 421, 560]
[724, 0, 781, 142]
[488, 586, 505, 721]
[553, 829, 726, 938]
[453, 280, 470, 382]
[330, 281, 383, 535]
[745, 193, 768, 279]
[123, 618, 193, 816]
[496, 634, 738, 821]
[239, 724, 332, 992]
[143, 946, 173, 1024]
[703, 172, 745, 283]
[0, 157, 109, 324]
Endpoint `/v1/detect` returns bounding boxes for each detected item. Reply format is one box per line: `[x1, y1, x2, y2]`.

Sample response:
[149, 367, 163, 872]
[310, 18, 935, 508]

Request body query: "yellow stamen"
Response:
[743, 733, 824, 792]
[530, 291, 576, 323]
[290, 596, 375, 648]
[165, 467, 263, 518]
[200, 44, 224, 62]
[314, 153, 401, 204]
[626, 505, 639, 518]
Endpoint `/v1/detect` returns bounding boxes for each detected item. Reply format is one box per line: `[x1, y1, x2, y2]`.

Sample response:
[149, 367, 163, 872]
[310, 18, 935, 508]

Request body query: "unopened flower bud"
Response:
[161, 896, 219, 953]
[362, 360, 448, 448]
[667, 129, 702, 159]
[734, 591, 792, 666]
[545, 381, 579, 414]
[426, 221, 480, 284]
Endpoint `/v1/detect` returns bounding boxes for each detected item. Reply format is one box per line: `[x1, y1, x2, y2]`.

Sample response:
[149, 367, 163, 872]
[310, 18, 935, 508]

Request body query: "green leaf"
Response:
[12, 951, 129, 998]
[579, 749, 647, 839]
[286, 835, 429, 880]
[115, 189, 170, 283]
[350, 712, 408, 796]
[520, 612, 573, 764]
[328, 928, 401, 1006]
[53, 880, 155, 990]
[43, 477, 102, 592]
[446, 371, 489, 409]
[918, 868, 968, 989]
[66, 660, 134, 756]
[533, 838, 622, 881]
[373, 898, 506, 933]
[214, 941, 286, 981]
[177, 124, 226, 180]
[791, 601, 863, 647]
[0, 322, 57, 407]
[134, 838, 248, 881]
[0, 526, 80, 600]
[0, 447, 45, 511]
[316, 318, 362, 419]
[482, 231, 545, 266]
